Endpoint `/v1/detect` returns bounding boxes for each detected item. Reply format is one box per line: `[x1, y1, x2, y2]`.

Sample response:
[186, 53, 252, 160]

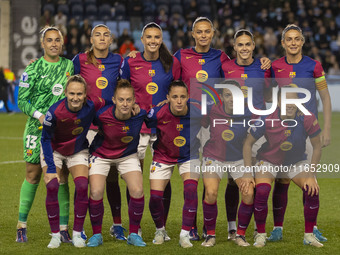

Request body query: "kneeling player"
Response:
[87, 80, 147, 247]
[243, 88, 323, 248]
[201, 80, 254, 247]
[41, 75, 101, 248]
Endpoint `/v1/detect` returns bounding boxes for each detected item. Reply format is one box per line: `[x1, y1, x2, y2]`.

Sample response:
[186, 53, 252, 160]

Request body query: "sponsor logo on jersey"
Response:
[146, 82, 158, 95]
[228, 70, 235, 74]
[66, 72, 70, 77]
[61, 118, 69, 122]
[19, 82, 29, 88]
[121, 136, 133, 143]
[284, 130, 291, 137]
[186, 56, 194, 59]
[278, 69, 285, 72]
[135, 66, 143, 70]
[173, 136, 186, 147]
[289, 72, 296, 78]
[196, 70, 208, 82]
[122, 126, 130, 132]
[148, 69, 155, 77]
[72, 127, 84, 135]
[52, 84, 64, 96]
[222, 129, 234, 141]
[98, 65, 105, 71]
[26, 149, 33, 156]
[176, 124, 183, 131]
[241, 86, 248, 98]
[241, 73, 248, 80]
[74, 119, 81, 125]
[151, 166, 156, 173]
[21, 72, 28, 82]
[198, 59, 205, 65]
[96, 77, 108, 89]
[280, 141, 293, 151]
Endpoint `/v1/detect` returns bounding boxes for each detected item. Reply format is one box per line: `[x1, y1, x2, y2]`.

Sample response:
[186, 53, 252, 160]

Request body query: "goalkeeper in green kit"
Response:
[16, 27, 74, 243]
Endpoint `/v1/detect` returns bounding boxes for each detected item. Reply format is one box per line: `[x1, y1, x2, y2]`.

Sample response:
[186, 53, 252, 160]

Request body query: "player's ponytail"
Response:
[142, 22, 173, 73]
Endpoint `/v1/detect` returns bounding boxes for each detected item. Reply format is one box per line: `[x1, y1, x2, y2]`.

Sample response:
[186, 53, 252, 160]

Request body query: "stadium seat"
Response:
[106, 21, 118, 32]
[197, 0, 210, 5]
[119, 21, 131, 35]
[85, 4, 98, 21]
[84, 0, 97, 5]
[199, 5, 212, 18]
[163, 39, 172, 52]
[143, 15, 154, 24]
[72, 4, 84, 22]
[98, 4, 112, 21]
[115, 4, 126, 21]
[163, 30, 171, 40]
[57, 4, 69, 16]
[134, 40, 144, 51]
[69, 0, 82, 6]
[171, 5, 183, 15]
[132, 30, 142, 41]
[43, 3, 55, 15]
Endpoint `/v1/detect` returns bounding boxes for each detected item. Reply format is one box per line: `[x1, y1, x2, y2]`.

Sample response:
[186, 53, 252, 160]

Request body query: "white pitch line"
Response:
[0, 136, 22, 140]
[0, 160, 25, 165]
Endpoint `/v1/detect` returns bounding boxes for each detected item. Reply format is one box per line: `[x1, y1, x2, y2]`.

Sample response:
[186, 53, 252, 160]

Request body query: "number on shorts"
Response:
[26, 135, 38, 149]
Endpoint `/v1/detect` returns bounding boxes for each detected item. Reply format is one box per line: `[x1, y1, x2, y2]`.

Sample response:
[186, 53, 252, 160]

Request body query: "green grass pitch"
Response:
[0, 112, 339, 255]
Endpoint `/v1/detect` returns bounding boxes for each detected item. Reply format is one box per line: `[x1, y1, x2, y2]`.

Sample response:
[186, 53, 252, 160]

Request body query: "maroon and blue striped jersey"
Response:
[41, 97, 106, 173]
[202, 104, 249, 162]
[90, 106, 147, 159]
[271, 56, 325, 117]
[250, 108, 321, 165]
[73, 52, 123, 101]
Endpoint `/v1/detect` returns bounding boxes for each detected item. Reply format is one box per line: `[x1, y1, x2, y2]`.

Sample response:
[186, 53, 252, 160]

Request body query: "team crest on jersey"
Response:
[52, 84, 64, 96]
[148, 70, 155, 77]
[198, 59, 205, 65]
[146, 82, 158, 95]
[241, 74, 248, 80]
[96, 77, 108, 89]
[289, 72, 296, 78]
[98, 65, 105, 71]
[151, 166, 156, 173]
[66, 72, 70, 77]
[21, 72, 28, 82]
[196, 70, 208, 82]
[205, 160, 212, 166]
[122, 126, 130, 132]
[222, 130, 234, 141]
[284, 130, 291, 137]
[72, 127, 84, 135]
[74, 119, 81, 125]
[176, 124, 183, 131]
[280, 141, 293, 151]
[26, 149, 33, 156]
[121, 136, 133, 143]
[241, 86, 248, 98]
[173, 136, 186, 147]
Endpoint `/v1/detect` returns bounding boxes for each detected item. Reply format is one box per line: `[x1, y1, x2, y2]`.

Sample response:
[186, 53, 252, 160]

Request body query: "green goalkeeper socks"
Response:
[18, 179, 39, 222]
[58, 182, 70, 226]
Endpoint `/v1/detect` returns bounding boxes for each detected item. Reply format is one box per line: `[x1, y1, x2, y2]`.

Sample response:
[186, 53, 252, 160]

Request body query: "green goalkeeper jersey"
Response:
[18, 56, 74, 119]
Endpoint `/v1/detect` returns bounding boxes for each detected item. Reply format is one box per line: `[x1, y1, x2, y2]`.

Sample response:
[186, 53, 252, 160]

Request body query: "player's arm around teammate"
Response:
[16, 27, 74, 243]
[243, 89, 323, 248]
[87, 80, 146, 247]
[41, 75, 94, 248]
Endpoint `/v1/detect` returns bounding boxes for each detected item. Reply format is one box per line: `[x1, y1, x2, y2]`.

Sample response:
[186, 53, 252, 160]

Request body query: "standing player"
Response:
[41, 75, 101, 248]
[120, 22, 181, 239]
[243, 89, 323, 248]
[16, 27, 74, 243]
[72, 24, 126, 240]
[146, 80, 201, 248]
[201, 80, 254, 247]
[222, 29, 271, 239]
[86, 80, 147, 247]
[269, 24, 331, 242]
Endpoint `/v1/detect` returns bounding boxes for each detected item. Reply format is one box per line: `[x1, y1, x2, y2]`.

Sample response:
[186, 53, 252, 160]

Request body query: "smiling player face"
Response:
[141, 27, 162, 55]
[234, 34, 255, 64]
[65, 81, 86, 112]
[41, 30, 63, 62]
[281, 29, 304, 58]
[167, 86, 189, 116]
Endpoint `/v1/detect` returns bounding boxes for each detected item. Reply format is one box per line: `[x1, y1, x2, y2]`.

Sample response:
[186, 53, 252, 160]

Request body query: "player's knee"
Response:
[204, 188, 218, 204]
[90, 188, 104, 200]
[242, 190, 254, 205]
[129, 185, 143, 199]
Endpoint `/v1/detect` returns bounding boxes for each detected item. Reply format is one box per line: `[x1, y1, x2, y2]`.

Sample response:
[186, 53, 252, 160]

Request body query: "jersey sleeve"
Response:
[303, 113, 321, 138]
[120, 57, 131, 80]
[72, 54, 81, 74]
[18, 64, 39, 117]
[145, 107, 159, 129]
[172, 56, 181, 80]
[313, 60, 325, 78]
[41, 110, 57, 173]
[264, 69, 272, 88]
[91, 96, 110, 111]
[249, 117, 266, 140]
